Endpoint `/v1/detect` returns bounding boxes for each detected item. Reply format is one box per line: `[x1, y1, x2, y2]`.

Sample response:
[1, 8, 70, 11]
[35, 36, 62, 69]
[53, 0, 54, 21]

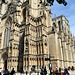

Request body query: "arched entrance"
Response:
[2, 52, 8, 70]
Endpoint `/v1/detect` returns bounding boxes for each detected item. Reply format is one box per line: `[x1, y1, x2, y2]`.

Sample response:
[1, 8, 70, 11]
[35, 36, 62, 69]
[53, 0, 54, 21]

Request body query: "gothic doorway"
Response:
[4, 60, 7, 70]
[2, 52, 8, 70]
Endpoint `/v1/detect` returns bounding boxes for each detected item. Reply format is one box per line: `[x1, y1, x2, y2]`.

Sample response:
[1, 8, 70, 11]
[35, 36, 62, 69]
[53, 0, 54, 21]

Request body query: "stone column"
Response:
[59, 38, 64, 68]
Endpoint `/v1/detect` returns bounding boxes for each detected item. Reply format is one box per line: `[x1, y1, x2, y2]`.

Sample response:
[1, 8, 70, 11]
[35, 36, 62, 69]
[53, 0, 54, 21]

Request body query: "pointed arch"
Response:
[53, 22, 56, 28]
[3, 16, 12, 48]
[5, 16, 12, 24]
[52, 27, 54, 32]
[58, 21, 61, 31]
[25, 38, 29, 46]
[22, 7, 26, 22]
[44, 39, 47, 46]
[3, 29, 6, 48]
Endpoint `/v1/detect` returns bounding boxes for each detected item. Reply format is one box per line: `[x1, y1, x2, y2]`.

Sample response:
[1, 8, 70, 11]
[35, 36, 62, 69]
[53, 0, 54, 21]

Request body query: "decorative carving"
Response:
[21, 1, 29, 8]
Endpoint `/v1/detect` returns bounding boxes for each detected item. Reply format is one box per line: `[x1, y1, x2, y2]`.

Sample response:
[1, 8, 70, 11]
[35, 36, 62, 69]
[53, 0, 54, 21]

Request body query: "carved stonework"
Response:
[0, 0, 74, 72]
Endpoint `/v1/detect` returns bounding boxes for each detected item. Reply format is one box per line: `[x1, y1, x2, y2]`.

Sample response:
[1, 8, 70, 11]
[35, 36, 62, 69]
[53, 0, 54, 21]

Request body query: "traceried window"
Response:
[58, 21, 61, 31]
[53, 22, 56, 31]
[23, 8, 26, 22]
[53, 22, 56, 28]
[52, 27, 54, 32]
[3, 17, 12, 48]
[25, 38, 29, 46]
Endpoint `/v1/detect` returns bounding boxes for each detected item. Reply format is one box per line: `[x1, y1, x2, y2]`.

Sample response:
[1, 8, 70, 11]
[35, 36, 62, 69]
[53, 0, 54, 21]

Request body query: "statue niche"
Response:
[22, 8, 26, 22]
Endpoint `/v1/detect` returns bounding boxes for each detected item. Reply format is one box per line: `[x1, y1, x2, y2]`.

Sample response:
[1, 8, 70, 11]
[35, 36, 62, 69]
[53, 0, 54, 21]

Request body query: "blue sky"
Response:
[50, 0, 75, 36]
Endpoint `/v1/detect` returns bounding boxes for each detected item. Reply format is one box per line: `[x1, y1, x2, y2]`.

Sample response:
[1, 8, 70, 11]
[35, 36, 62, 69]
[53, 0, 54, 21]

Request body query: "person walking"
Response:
[55, 67, 58, 75]
[59, 67, 61, 72]
[6, 69, 9, 75]
[11, 68, 15, 75]
[44, 66, 47, 75]
[63, 68, 69, 75]
[71, 66, 74, 71]
[0, 68, 2, 75]
[40, 66, 44, 75]
[3, 68, 6, 75]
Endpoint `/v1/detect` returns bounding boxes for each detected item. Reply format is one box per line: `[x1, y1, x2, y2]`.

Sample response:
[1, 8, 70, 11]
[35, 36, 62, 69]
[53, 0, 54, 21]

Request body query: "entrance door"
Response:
[2, 52, 8, 70]
[4, 60, 7, 70]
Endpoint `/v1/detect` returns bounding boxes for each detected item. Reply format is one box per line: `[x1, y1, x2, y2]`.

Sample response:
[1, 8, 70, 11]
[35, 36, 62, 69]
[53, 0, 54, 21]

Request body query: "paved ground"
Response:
[14, 71, 75, 75]
[69, 71, 75, 75]
[1, 70, 75, 75]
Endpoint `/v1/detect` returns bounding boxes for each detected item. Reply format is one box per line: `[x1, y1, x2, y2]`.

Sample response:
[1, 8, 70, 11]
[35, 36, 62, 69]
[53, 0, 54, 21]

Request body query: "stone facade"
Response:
[0, 0, 75, 72]
[52, 15, 75, 69]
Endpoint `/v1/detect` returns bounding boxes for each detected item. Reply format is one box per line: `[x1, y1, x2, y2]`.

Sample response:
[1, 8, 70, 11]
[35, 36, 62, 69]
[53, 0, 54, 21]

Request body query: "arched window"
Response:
[39, 43, 41, 53]
[52, 27, 54, 32]
[22, 8, 26, 22]
[65, 27, 66, 33]
[3, 17, 12, 48]
[3, 29, 6, 47]
[25, 38, 29, 46]
[44, 40, 47, 46]
[53, 22, 56, 32]
[58, 21, 61, 31]
[53, 22, 56, 28]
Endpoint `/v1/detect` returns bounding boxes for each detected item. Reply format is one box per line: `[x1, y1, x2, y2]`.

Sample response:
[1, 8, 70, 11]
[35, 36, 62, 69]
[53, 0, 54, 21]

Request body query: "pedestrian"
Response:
[59, 67, 61, 72]
[3, 68, 6, 75]
[6, 69, 9, 75]
[68, 66, 70, 70]
[63, 68, 69, 75]
[0, 68, 2, 75]
[11, 68, 15, 75]
[22, 70, 24, 73]
[40, 66, 44, 75]
[44, 66, 47, 75]
[53, 69, 56, 74]
[55, 67, 58, 75]
[55, 67, 58, 73]
[71, 66, 74, 71]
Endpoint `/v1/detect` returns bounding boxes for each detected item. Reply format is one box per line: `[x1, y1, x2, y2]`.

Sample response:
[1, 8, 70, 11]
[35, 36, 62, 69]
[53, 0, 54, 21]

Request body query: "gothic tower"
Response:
[0, 0, 75, 72]
[19, 0, 53, 71]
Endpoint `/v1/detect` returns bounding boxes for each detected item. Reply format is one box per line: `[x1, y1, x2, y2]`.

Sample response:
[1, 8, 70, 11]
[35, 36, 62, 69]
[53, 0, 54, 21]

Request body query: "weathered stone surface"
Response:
[0, 0, 74, 72]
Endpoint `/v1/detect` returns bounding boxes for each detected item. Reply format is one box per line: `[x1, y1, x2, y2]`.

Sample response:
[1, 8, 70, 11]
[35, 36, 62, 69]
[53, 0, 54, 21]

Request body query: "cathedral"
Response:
[0, 0, 75, 72]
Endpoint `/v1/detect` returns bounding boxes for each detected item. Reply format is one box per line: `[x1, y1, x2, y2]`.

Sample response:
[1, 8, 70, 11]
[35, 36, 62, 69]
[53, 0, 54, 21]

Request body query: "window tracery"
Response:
[3, 17, 12, 48]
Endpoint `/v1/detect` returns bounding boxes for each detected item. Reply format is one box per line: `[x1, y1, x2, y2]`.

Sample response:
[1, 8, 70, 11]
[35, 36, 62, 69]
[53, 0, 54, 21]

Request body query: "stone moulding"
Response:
[21, 1, 29, 8]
